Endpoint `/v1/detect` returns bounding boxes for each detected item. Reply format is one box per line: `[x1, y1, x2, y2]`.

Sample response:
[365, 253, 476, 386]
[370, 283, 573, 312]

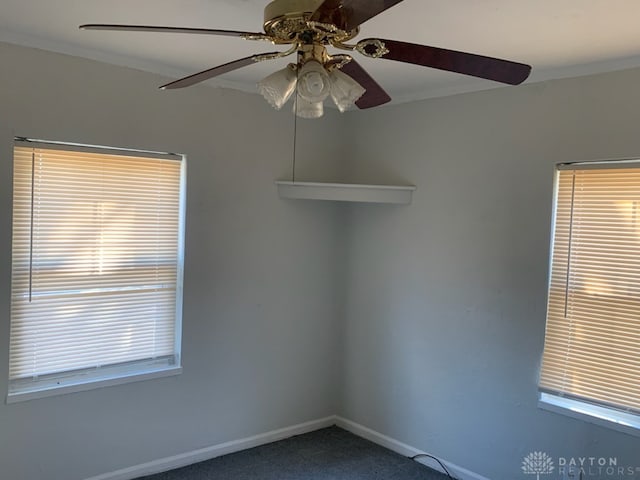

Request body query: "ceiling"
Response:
[3, 0, 640, 105]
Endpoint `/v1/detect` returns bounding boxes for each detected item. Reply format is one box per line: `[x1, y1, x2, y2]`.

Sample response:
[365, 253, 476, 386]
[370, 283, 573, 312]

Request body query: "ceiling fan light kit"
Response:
[297, 60, 331, 102]
[257, 64, 298, 109]
[329, 69, 366, 113]
[294, 94, 324, 119]
[80, 0, 532, 119]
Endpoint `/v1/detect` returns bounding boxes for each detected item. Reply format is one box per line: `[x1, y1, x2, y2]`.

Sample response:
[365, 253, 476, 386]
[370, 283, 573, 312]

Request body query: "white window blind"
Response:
[9, 141, 184, 398]
[540, 163, 640, 416]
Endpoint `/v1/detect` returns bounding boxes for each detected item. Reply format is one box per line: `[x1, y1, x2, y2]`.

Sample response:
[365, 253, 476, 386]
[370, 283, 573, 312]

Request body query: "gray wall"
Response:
[2, 39, 640, 480]
[0, 42, 346, 480]
[341, 70, 640, 479]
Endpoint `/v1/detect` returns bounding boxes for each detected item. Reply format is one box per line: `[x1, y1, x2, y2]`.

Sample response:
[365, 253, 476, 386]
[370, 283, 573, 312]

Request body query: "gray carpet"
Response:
[137, 426, 451, 480]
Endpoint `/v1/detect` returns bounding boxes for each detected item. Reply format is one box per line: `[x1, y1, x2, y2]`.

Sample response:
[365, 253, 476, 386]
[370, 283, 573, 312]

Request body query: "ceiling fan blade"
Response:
[309, 0, 405, 32]
[80, 24, 267, 39]
[359, 38, 531, 85]
[340, 59, 391, 109]
[160, 52, 283, 90]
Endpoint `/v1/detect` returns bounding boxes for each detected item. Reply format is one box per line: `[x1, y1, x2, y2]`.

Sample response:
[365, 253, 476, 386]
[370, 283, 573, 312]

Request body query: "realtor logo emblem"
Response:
[522, 452, 555, 480]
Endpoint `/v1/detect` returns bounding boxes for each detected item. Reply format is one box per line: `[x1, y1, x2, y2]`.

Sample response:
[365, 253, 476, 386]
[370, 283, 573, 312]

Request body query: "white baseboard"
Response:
[334, 416, 491, 480]
[86, 414, 489, 480]
[85, 416, 337, 480]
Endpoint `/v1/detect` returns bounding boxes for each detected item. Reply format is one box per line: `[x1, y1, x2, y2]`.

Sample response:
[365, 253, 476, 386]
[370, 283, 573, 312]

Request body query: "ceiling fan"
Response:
[81, 0, 532, 119]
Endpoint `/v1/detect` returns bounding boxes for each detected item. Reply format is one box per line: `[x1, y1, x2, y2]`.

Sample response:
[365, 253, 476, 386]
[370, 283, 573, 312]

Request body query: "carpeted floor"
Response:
[137, 426, 451, 480]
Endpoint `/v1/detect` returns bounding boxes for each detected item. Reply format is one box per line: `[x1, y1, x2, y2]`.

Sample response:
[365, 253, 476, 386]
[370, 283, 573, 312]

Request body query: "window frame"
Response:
[6, 138, 186, 403]
[539, 159, 640, 437]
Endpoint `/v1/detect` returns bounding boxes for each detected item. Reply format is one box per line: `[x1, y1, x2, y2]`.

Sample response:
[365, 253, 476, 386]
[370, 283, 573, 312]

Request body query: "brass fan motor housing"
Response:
[263, 0, 359, 44]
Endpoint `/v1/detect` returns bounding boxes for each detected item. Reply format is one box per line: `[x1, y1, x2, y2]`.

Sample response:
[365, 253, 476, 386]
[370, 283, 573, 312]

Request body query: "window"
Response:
[539, 162, 640, 435]
[7, 139, 185, 402]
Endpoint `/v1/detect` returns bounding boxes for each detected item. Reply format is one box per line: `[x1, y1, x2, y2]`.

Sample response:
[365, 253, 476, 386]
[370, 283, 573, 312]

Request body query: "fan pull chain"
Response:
[292, 64, 299, 183]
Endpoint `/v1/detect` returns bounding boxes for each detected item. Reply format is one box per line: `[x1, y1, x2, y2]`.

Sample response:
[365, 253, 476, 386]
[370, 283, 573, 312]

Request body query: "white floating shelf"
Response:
[276, 181, 416, 205]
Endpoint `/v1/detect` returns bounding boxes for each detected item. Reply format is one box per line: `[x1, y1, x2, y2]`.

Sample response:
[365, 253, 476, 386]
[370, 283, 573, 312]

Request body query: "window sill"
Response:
[539, 392, 640, 438]
[6, 365, 182, 404]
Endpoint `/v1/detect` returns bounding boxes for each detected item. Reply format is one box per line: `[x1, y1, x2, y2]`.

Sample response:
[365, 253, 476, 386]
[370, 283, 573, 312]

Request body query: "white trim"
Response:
[173, 155, 187, 371]
[334, 416, 491, 480]
[539, 393, 640, 438]
[84, 415, 489, 480]
[7, 366, 182, 404]
[84, 416, 337, 480]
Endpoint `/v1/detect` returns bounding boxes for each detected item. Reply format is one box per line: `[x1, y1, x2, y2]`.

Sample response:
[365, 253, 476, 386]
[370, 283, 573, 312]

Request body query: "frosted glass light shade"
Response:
[257, 65, 297, 110]
[297, 61, 330, 103]
[329, 69, 366, 112]
[294, 94, 324, 119]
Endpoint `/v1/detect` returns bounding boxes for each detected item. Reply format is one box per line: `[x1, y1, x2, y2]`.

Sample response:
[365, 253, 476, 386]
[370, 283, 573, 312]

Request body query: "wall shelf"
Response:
[276, 181, 416, 205]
